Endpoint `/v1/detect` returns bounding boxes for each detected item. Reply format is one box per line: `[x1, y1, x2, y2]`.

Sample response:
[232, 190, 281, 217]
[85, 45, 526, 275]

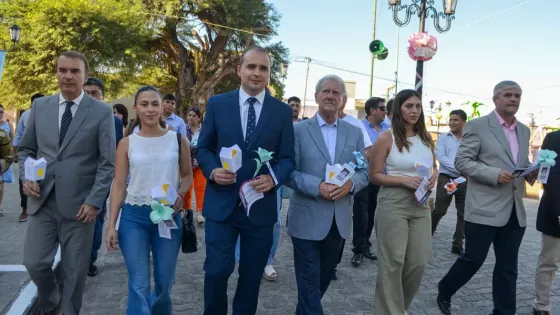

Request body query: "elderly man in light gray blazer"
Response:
[18, 51, 115, 315]
[437, 81, 531, 315]
[286, 74, 369, 315]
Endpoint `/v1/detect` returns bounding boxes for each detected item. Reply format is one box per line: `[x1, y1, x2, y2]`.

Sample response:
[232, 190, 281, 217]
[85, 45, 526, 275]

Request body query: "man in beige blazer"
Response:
[436, 81, 531, 315]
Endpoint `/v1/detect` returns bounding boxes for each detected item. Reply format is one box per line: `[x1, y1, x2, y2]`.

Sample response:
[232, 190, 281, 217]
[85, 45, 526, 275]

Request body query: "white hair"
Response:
[493, 80, 522, 97]
[315, 74, 347, 96]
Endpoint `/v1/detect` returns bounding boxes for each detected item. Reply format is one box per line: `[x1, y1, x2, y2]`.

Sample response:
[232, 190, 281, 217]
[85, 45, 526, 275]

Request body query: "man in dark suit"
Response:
[533, 130, 560, 315]
[197, 46, 295, 315]
[83, 77, 122, 277]
[19, 51, 115, 315]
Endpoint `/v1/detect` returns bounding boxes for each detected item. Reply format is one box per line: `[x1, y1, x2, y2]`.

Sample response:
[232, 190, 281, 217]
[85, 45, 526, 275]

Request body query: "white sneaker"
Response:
[263, 264, 277, 281]
[197, 215, 205, 224]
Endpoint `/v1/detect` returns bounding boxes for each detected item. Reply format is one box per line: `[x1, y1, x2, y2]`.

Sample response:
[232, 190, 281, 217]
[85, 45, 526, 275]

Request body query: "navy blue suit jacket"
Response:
[197, 89, 295, 226]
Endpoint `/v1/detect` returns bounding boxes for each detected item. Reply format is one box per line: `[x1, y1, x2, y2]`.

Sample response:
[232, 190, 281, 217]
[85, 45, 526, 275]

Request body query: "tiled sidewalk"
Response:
[80, 198, 560, 314]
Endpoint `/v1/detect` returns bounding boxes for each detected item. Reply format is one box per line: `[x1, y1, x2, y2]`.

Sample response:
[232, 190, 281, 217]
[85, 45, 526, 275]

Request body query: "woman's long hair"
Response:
[126, 86, 166, 136]
[391, 89, 434, 153]
[113, 103, 129, 128]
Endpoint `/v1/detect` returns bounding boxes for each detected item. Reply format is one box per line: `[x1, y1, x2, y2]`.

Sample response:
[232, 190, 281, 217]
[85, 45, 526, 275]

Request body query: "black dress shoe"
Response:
[87, 264, 99, 277]
[437, 294, 451, 315]
[364, 249, 378, 260]
[351, 253, 364, 266]
[331, 268, 338, 281]
[451, 246, 464, 256]
[533, 308, 551, 315]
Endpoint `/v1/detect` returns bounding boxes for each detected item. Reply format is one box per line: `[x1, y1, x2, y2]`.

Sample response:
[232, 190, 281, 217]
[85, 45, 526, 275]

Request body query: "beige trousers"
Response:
[534, 233, 560, 312]
[375, 187, 432, 315]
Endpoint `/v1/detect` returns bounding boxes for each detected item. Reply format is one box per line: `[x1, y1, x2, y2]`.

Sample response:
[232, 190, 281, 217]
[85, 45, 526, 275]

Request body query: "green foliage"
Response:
[0, 0, 288, 112]
[143, 0, 289, 111]
[0, 0, 153, 108]
[464, 101, 484, 121]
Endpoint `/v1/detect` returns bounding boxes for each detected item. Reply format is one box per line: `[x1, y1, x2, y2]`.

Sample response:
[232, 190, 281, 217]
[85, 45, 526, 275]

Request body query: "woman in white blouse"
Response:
[369, 89, 438, 314]
[106, 86, 193, 315]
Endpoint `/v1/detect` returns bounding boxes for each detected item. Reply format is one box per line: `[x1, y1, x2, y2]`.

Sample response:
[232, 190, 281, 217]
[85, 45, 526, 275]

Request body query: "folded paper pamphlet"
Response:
[444, 176, 467, 195]
[325, 163, 355, 187]
[239, 180, 264, 216]
[414, 159, 433, 205]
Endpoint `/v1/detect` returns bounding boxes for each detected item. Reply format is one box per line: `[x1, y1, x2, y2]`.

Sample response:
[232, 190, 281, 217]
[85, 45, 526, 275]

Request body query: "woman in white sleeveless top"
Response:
[369, 89, 438, 314]
[106, 86, 193, 315]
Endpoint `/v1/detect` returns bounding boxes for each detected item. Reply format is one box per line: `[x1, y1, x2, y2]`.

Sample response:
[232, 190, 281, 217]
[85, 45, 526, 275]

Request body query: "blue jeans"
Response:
[119, 204, 182, 315]
[236, 188, 281, 265]
[90, 202, 107, 265]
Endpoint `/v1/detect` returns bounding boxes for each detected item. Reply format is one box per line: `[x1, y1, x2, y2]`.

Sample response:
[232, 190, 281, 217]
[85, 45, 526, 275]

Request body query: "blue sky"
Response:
[269, 0, 560, 125]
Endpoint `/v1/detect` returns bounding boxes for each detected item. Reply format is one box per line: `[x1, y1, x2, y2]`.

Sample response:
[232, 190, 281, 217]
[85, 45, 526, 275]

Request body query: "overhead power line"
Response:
[451, 0, 538, 31]
[291, 58, 558, 110]
[140, 12, 267, 36]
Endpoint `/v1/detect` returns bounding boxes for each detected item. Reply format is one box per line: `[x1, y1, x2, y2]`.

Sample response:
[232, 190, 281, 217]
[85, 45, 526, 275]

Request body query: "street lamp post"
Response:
[388, 0, 459, 97]
[0, 17, 22, 81]
[0, 19, 22, 50]
[435, 105, 443, 135]
[9, 24, 21, 44]
[281, 63, 288, 84]
[430, 100, 443, 135]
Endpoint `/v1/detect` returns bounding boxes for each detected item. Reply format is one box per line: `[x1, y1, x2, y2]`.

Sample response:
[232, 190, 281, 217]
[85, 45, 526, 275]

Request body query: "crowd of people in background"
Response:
[0, 46, 557, 315]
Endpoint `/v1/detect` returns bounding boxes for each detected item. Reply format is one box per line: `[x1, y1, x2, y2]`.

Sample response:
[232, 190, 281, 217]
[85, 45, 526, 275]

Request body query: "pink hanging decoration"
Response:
[407, 32, 438, 62]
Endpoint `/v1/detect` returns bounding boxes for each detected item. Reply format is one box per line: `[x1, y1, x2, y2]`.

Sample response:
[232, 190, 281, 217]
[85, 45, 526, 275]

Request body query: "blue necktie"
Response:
[245, 97, 257, 147]
[59, 101, 74, 146]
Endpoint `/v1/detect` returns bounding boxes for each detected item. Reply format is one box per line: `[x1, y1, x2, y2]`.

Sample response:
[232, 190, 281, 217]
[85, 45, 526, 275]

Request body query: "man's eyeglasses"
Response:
[377, 106, 386, 112]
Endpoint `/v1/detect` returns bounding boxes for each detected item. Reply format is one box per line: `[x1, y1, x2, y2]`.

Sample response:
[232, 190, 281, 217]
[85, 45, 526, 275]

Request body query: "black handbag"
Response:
[181, 208, 198, 253]
[176, 132, 198, 253]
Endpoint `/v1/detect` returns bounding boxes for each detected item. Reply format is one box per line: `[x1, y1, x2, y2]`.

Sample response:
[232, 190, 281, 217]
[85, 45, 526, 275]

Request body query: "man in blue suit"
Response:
[197, 46, 295, 315]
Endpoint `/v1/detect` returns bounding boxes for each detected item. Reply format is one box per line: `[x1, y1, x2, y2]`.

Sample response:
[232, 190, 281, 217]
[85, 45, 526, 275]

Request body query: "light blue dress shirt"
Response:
[362, 118, 389, 145]
[436, 132, 461, 177]
[164, 112, 188, 138]
[317, 114, 337, 165]
[13, 110, 30, 147]
[383, 116, 392, 128]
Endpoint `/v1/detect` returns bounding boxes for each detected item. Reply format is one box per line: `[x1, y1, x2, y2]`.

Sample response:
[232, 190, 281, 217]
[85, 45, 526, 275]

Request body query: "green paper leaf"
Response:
[252, 147, 274, 178]
[253, 158, 262, 178]
[256, 147, 274, 163]
[149, 200, 174, 224]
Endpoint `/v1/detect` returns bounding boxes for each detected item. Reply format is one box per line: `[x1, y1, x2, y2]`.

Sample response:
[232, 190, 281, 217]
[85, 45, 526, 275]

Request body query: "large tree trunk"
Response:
[162, 20, 254, 114]
[188, 63, 237, 112]
[163, 19, 195, 115]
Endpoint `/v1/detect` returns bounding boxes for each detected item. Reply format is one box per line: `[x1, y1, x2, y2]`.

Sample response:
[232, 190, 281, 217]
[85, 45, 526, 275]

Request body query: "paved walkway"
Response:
[0, 171, 557, 314]
[79, 196, 560, 315]
[0, 167, 32, 314]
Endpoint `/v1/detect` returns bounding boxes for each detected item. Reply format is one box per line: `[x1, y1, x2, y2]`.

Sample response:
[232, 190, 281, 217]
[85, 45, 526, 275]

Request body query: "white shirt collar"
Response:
[317, 113, 337, 127]
[239, 87, 266, 106]
[59, 90, 85, 106]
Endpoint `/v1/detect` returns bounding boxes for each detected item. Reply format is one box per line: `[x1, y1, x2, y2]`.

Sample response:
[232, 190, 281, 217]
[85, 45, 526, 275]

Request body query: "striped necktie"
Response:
[59, 101, 74, 146]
